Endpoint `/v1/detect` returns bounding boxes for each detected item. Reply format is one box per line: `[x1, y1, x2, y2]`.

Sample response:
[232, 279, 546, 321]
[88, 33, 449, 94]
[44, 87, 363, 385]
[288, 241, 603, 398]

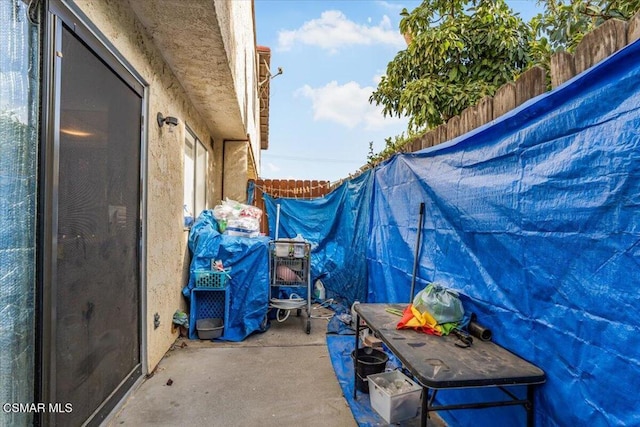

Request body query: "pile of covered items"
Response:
[183, 201, 270, 341]
[212, 198, 263, 237]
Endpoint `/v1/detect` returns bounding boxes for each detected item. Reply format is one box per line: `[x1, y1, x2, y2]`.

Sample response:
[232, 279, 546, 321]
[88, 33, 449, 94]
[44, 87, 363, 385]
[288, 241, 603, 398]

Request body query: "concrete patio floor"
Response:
[104, 305, 445, 427]
[105, 305, 355, 427]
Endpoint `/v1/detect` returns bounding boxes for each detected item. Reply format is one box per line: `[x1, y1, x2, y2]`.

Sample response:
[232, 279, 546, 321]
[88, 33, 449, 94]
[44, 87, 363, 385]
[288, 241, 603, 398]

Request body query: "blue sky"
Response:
[254, 0, 542, 183]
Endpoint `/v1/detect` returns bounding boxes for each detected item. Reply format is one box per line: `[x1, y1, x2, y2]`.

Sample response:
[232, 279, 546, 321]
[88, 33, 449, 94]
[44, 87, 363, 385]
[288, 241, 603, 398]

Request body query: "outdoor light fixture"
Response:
[157, 112, 179, 131]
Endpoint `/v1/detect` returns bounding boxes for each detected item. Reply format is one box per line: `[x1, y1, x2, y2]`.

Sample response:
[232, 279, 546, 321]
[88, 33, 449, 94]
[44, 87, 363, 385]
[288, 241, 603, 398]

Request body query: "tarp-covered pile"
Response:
[260, 39, 640, 426]
[183, 210, 270, 342]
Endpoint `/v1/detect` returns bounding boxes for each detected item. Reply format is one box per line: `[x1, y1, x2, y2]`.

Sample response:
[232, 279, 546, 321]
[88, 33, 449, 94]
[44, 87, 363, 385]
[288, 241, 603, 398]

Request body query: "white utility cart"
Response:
[268, 238, 312, 334]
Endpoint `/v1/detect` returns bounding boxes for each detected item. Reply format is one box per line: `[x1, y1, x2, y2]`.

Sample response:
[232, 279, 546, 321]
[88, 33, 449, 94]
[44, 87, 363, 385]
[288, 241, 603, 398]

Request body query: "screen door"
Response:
[45, 19, 143, 426]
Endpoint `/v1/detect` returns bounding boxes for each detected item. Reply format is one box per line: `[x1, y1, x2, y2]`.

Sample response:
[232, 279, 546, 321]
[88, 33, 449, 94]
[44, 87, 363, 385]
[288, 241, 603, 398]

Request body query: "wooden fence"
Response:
[373, 16, 640, 158]
[249, 179, 332, 235]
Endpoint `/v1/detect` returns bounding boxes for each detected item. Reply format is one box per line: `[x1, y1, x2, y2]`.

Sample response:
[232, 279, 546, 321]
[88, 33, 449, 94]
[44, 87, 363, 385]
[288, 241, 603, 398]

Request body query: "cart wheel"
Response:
[296, 308, 301, 317]
[306, 321, 311, 334]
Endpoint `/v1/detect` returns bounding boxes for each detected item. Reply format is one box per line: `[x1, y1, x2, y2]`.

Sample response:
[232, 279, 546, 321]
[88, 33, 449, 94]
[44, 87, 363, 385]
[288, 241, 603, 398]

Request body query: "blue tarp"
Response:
[259, 39, 640, 426]
[263, 171, 374, 306]
[326, 334, 391, 426]
[183, 210, 270, 341]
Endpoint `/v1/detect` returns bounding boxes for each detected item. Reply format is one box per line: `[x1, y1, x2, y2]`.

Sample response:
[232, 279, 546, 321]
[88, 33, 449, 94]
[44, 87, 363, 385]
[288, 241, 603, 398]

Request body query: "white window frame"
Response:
[184, 127, 207, 228]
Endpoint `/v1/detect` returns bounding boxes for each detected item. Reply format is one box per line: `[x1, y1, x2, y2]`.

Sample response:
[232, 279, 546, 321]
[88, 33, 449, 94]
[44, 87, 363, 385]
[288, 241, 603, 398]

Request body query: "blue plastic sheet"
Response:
[183, 210, 270, 341]
[326, 334, 389, 426]
[262, 40, 640, 426]
[326, 335, 414, 426]
[367, 40, 640, 426]
[263, 171, 374, 306]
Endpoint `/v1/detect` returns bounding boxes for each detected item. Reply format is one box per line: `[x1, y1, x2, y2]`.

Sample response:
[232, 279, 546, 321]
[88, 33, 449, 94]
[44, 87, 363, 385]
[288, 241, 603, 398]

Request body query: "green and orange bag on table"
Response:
[397, 283, 465, 336]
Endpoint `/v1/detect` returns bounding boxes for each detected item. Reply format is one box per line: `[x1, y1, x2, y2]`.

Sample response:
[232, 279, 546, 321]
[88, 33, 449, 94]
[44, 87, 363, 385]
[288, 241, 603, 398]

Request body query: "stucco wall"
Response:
[73, 0, 217, 371]
[216, 0, 261, 180]
[223, 140, 249, 202]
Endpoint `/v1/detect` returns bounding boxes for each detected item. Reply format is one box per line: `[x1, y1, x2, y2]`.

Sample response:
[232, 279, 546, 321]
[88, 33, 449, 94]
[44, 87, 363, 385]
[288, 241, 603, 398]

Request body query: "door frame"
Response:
[38, 1, 149, 424]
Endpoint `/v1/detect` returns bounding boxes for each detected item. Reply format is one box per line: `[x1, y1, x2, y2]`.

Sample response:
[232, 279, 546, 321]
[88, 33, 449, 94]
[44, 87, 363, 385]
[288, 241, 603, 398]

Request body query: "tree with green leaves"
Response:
[370, 0, 532, 131]
[370, 0, 640, 135]
[530, 0, 640, 65]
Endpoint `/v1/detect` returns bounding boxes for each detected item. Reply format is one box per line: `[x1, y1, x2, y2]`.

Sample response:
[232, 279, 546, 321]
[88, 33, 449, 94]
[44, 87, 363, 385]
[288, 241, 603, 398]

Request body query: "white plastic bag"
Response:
[211, 198, 262, 234]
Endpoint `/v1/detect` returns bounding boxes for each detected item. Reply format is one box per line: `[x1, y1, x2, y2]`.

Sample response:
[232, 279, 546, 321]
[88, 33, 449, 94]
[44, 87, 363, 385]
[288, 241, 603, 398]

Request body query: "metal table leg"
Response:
[421, 387, 429, 427]
[527, 385, 534, 427]
[353, 314, 360, 400]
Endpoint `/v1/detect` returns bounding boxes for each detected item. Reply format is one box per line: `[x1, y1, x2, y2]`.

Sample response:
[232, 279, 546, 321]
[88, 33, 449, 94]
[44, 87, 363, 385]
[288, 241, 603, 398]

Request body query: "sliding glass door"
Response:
[42, 7, 144, 425]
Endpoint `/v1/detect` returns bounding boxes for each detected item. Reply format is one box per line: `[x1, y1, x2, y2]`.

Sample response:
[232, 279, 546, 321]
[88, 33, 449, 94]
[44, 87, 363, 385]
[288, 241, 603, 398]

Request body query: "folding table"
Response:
[353, 303, 546, 426]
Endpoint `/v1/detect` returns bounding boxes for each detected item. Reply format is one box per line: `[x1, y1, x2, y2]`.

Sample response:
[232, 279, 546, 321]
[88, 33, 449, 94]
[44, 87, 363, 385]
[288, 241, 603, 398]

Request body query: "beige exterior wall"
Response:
[223, 140, 250, 202]
[216, 0, 261, 202]
[72, 0, 223, 371]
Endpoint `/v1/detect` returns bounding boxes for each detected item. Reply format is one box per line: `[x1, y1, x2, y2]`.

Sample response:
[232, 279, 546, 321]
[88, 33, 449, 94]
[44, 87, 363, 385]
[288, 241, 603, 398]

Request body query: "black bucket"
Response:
[351, 347, 389, 393]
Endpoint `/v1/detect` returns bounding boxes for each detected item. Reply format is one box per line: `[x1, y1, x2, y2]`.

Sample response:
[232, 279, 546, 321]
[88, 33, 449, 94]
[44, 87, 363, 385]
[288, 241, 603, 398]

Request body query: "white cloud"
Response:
[295, 80, 406, 131]
[277, 10, 404, 53]
[265, 162, 281, 172]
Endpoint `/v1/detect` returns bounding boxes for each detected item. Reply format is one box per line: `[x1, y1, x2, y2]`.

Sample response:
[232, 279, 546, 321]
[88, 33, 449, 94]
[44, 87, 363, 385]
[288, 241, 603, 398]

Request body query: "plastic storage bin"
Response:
[194, 269, 230, 289]
[196, 318, 224, 339]
[274, 242, 291, 257]
[189, 288, 229, 340]
[368, 370, 422, 424]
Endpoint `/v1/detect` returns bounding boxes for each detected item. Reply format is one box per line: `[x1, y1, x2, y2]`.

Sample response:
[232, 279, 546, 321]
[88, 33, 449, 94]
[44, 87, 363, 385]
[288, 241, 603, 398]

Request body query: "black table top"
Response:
[355, 303, 546, 389]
